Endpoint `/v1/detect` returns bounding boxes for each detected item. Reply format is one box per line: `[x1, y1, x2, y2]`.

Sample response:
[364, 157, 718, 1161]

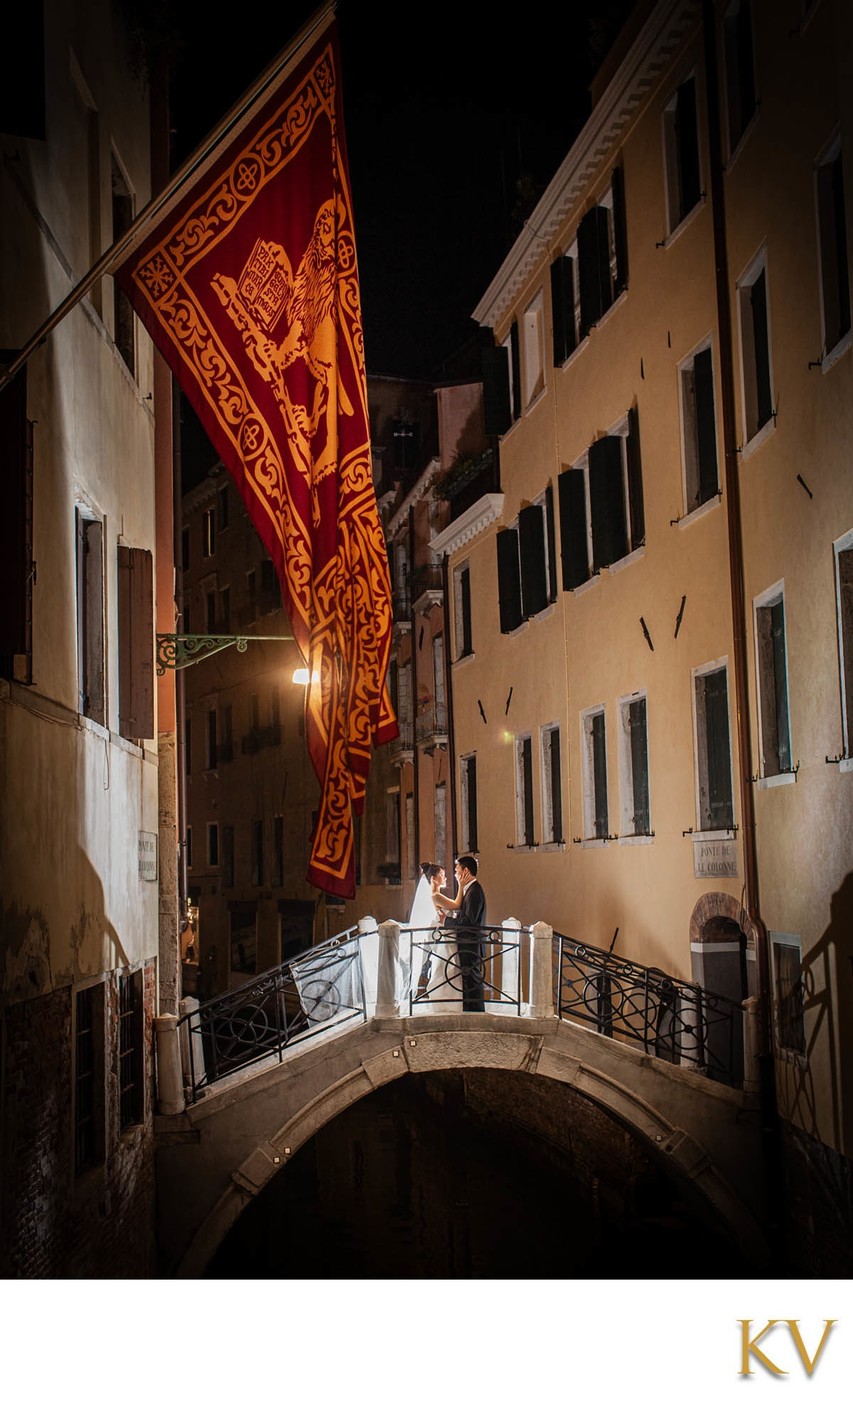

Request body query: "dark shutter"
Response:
[509, 321, 521, 421]
[589, 435, 628, 571]
[544, 484, 558, 603]
[558, 467, 589, 590]
[771, 599, 791, 773]
[521, 737, 534, 845]
[675, 79, 701, 221]
[736, 0, 756, 136]
[629, 698, 650, 835]
[0, 358, 32, 680]
[77, 513, 105, 723]
[482, 343, 511, 437]
[578, 207, 611, 336]
[118, 546, 154, 740]
[703, 668, 733, 829]
[460, 565, 473, 657]
[496, 528, 523, 633]
[466, 756, 478, 851]
[551, 254, 576, 364]
[839, 550, 853, 749]
[0, 4, 45, 139]
[626, 406, 645, 549]
[518, 503, 548, 618]
[832, 153, 851, 340]
[693, 348, 718, 503]
[751, 269, 772, 430]
[549, 728, 563, 842]
[592, 713, 609, 838]
[611, 166, 629, 294]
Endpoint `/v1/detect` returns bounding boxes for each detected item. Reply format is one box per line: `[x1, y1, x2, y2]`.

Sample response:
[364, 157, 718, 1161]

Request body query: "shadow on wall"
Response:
[781, 872, 853, 1146]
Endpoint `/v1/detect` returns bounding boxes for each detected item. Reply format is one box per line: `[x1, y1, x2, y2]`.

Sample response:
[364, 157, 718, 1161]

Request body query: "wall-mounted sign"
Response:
[694, 837, 737, 878]
[139, 832, 158, 881]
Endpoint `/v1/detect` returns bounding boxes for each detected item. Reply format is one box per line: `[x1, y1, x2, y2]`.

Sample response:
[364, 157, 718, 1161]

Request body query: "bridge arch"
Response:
[160, 1017, 770, 1278]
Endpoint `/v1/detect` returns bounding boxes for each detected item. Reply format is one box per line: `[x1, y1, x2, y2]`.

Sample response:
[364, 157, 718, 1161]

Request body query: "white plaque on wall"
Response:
[694, 837, 737, 877]
[138, 832, 158, 881]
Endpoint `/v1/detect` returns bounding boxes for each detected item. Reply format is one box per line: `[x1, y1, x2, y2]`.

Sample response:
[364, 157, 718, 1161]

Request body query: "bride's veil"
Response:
[408, 872, 435, 929]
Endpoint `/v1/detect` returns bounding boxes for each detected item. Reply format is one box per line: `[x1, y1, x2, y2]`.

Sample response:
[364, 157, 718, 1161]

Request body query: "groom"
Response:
[449, 855, 487, 1012]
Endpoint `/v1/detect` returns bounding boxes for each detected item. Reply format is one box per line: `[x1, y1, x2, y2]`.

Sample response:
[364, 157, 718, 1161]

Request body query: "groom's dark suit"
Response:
[452, 878, 487, 1012]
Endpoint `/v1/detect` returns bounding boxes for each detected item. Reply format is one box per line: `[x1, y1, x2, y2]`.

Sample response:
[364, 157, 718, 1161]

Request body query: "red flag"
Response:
[116, 8, 396, 897]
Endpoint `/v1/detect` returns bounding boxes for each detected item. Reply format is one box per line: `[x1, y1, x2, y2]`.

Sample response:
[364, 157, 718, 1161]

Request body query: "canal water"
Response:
[205, 1070, 752, 1280]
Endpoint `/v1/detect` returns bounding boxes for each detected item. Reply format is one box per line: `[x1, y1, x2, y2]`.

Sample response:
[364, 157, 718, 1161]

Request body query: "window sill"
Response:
[589, 287, 628, 337]
[81, 715, 110, 740]
[776, 1045, 808, 1069]
[756, 772, 797, 788]
[724, 105, 760, 174]
[524, 383, 548, 418]
[692, 828, 736, 841]
[618, 833, 654, 846]
[538, 840, 567, 853]
[677, 493, 721, 529]
[740, 416, 775, 461]
[452, 652, 475, 669]
[571, 573, 602, 597]
[839, 757, 853, 774]
[660, 195, 707, 248]
[821, 329, 851, 374]
[558, 334, 591, 372]
[506, 603, 557, 636]
[511, 840, 567, 853]
[578, 836, 612, 848]
[602, 545, 645, 576]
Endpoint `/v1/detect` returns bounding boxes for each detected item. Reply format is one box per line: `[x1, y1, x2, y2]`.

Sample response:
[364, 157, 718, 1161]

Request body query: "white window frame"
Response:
[522, 288, 546, 408]
[581, 704, 609, 843]
[661, 71, 702, 238]
[514, 732, 535, 847]
[753, 580, 795, 785]
[691, 656, 735, 834]
[452, 559, 473, 662]
[618, 691, 652, 840]
[501, 327, 517, 423]
[814, 131, 852, 370]
[834, 528, 853, 767]
[722, 0, 758, 163]
[677, 336, 721, 519]
[736, 244, 775, 455]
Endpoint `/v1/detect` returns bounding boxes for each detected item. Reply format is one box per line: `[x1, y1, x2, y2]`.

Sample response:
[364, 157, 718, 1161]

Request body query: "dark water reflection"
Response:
[206, 1072, 751, 1280]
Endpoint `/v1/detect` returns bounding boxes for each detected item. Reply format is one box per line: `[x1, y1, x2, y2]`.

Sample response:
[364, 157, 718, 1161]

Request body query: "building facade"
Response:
[441, 0, 853, 1267]
[0, 0, 170, 1275]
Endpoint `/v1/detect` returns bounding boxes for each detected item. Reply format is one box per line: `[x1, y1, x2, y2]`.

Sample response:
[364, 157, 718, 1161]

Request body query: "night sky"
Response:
[167, 0, 637, 380]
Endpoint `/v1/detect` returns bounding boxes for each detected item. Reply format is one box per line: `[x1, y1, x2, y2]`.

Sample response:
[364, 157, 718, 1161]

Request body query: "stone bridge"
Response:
[153, 920, 770, 1277]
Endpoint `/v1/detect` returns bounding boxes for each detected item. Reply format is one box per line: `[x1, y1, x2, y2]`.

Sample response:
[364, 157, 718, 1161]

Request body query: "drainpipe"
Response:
[409, 505, 420, 873]
[442, 550, 458, 865]
[701, 0, 782, 1244]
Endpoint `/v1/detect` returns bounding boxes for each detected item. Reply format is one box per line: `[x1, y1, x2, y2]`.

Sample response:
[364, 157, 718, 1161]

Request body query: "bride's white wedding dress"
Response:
[406, 875, 463, 1014]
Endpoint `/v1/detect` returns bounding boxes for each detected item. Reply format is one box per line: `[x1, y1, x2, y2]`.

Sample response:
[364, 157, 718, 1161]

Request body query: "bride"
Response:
[407, 861, 464, 1013]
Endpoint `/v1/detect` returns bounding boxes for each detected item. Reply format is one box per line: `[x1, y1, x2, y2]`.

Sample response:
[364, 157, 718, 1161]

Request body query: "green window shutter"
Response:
[519, 503, 548, 618]
[589, 435, 628, 571]
[626, 406, 645, 549]
[771, 599, 791, 773]
[118, 545, 154, 741]
[751, 269, 773, 430]
[675, 79, 701, 221]
[629, 698, 650, 835]
[693, 348, 718, 503]
[496, 528, 523, 634]
[611, 165, 629, 294]
[521, 737, 534, 845]
[704, 669, 733, 828]
[578, 207, 611, 336]
[558, 467, 589, 590]
[544, 484, 558, 603]
[550, 255, 576, 364]
[592, 712, 609, 838]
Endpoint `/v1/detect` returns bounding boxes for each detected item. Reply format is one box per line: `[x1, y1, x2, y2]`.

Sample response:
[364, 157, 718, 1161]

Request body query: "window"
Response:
[206, 589, 216, 633]
[522, 290, 545, 406]
[772, 934, 805, 1054]
[432, 633, 446, 718]
[181, 526, 190, 572]
[208, 822, 219, 868]
[497, 489, 557, 632]
[218, 485, 229, 531]
[76, 509, 105, 724]
[0, 3, 45, 139]
[503, 322, 521, 424]
[185, 717, 192, 777]
[619, 693, 650, 836]
[223, 824, 235, 889]
[118, 970, 144, 1130]
[397, 659, 413, 729]
[515, 734, 535, 846]
[252, 819, 264, 886]
[220, 704, 233, 761]
[754, 586, 792, 778]
[385, 789, 401, 878]
[453, 561, 473, 658]
[816, 137, 851, 360]
[117, 545, 154, 740]
[663, 75, 701, 233]
[185, 825, 193, 871]
[693, 663, 734, 829]
[577, 167, 628, 339]
[737, 253, 773, 445]
[260, 557, 279, 610]
[182, 600, 191, 635]
[74, 982, 105, 1174]
[582, 709, 609, 840]
[392, 416, 420, 472]
[230, 903, 257, 975]
[203, 507, 215, 558]
[541, 725, 563, 844]
[679, 343, 719, 512]
[272, 815, 284, 887]
[220, 586, 231, 633]
[460, 753, 478, 852]
[723, 0, 756, 156]
[111, 154, 135, 376]
[0, 358, 33, 682]
[558, 408, 644, 589]
[405, 792, 416, 879]
[206, 708, 218, 769]
[551, 247, 579, 365]
[834, 532, 853, 758]
[481, 323, 520, 436]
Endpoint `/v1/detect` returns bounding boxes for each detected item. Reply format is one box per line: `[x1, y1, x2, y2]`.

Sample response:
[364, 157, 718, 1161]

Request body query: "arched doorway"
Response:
[690, 893, 757, 1087]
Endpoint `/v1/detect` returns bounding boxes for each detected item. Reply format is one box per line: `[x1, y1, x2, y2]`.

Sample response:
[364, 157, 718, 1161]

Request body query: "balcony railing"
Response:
[388, 722, 414, 760]
[392, 591, 411, 624]
[408, 564, 443, 603]
[415, 701, 448, 744]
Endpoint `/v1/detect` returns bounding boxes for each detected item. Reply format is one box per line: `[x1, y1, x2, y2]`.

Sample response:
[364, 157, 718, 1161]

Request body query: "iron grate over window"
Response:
[119, 971, 144, 1130]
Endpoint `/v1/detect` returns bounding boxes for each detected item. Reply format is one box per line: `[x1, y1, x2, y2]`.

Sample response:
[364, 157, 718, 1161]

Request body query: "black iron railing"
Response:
[555, 933, 744, 1087]
[179, 927, 365, 1101]
[397, 923, 526, 1015]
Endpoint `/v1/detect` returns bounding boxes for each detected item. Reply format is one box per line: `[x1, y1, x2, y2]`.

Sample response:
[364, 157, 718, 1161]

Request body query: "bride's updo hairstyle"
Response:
[420, 861, 441, 880]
